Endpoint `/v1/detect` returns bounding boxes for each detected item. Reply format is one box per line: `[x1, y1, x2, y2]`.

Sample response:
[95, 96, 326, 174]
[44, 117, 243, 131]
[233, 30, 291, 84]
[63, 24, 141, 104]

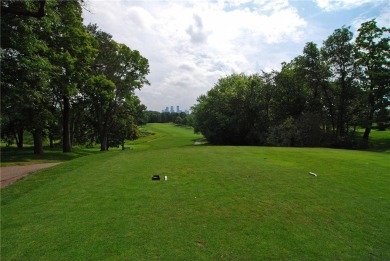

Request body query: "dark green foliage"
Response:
[144, 111, 194, 127]
[1, 3, 52, 153]
[1, 0, 46, 18]
[193, 74, 269, 145]
[321, 26, 358, 138]
[1, 1, 149, 154]
[193, 21, 389, 148]
[84, 25, 150, 151]
[44, 0, 97, 153]
[144, 111, 163, 123]
[267, 113, 323, 147]
[272, 61, 308, 122]
[354, 20, 390, 140]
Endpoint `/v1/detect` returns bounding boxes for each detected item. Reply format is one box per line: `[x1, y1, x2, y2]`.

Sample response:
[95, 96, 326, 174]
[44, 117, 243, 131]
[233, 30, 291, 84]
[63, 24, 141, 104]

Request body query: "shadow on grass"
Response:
[189, 132, 390, 152]
[354, 130, 390, 153]
[368, 135, 390, 153]
[0, 146, 100, 166]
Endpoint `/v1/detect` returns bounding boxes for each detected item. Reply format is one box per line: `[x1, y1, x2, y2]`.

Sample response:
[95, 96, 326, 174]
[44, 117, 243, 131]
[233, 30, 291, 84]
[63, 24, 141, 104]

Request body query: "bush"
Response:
[267, 117, 302, 147]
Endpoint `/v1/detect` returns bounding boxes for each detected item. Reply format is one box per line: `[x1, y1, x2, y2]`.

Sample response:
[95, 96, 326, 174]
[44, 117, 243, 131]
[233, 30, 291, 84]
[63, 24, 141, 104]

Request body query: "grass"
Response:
[0, 125, 199, 167]
[363, 129, 390, 153]
[1, 124, 390, 260]
[0, 146, 101, 167]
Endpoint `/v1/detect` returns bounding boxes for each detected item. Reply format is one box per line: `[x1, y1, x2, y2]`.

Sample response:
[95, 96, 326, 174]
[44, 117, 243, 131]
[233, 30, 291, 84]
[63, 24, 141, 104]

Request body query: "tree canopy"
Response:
[1, 0, 150, 153]
[192, 20, 390, 148]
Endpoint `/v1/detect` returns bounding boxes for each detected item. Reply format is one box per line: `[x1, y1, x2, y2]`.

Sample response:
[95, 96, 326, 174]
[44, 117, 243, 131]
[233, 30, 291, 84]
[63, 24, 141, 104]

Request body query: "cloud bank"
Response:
[83, 0, 387, 111]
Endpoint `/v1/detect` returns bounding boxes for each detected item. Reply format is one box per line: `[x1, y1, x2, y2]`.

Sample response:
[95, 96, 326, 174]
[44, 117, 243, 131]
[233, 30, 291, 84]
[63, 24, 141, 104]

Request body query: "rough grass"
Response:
[1, 124, 389, 260]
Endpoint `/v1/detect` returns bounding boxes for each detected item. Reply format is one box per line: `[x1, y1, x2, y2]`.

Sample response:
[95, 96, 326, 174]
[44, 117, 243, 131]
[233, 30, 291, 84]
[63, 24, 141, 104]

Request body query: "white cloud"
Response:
[83, 0, 308, 111]
[82, 0, 388, 111]
[376, 4, 390, 27]
[347, 2, 390, 39]
[314, 0, 387, 11]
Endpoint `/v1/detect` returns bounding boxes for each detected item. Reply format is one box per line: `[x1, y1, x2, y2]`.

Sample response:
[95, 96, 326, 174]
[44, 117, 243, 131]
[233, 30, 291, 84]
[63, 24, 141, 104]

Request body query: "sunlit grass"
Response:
[1, 124, 389, 260]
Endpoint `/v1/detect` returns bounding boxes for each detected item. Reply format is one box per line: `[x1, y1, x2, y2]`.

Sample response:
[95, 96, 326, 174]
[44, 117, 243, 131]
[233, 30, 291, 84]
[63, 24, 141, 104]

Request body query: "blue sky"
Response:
[82, 0, 389, 112]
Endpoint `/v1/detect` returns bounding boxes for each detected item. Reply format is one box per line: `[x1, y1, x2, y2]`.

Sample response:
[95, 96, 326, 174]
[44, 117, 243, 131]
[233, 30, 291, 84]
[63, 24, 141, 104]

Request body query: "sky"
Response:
[82, 0, 389, 112]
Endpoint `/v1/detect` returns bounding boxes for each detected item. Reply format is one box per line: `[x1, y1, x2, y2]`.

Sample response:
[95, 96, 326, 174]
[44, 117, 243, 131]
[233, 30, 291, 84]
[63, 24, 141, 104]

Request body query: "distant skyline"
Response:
[82, 0, 389, 111]
[161, 105, 190, 114]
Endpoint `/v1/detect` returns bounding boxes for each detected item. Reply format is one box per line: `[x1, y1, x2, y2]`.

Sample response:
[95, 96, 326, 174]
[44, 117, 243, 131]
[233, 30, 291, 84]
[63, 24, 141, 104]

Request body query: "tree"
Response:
[1, 3, 52, 153]
[355, 20, 390, 140]
[321, 27, 358, 138]
[272, 61, 308, 122]
[1, 0, 46, 19]
[299, 42, 336, 134]
[85, 25, 149, 151]
[267, 116, 301, 147]
[192, 74, 269, 145]
[1, 0, 85, 19]
[108, 96, 145, 150]
[1, 0, 148, 154]
[144, 111, 162, 123]
[84, 75, 115, 151]
[259, 70, 278, 122]
[43, 0, 97, 152]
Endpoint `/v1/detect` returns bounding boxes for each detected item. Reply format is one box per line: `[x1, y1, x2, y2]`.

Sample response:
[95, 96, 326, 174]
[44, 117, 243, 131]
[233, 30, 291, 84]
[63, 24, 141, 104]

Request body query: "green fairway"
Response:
[1, 124, 389, 260]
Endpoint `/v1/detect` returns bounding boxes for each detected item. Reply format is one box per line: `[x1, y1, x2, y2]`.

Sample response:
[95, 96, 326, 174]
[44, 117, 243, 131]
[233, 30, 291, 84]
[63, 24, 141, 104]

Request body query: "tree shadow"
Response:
[0, 146, 100, 166]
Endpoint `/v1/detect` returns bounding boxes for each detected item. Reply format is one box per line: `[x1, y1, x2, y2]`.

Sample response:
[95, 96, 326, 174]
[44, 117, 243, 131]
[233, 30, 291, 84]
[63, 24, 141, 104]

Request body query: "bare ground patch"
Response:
[1, 163, 60, 188]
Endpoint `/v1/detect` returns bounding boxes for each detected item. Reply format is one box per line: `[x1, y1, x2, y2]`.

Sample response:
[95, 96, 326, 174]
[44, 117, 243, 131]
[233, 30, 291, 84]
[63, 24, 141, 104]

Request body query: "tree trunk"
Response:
[15, 126, 24, 149]
[70, 113, 75, 148]
[63, 95, 72, 152]
[337, 74, 347, 138]
[363, 89, 375, 142]
[363, 126, 371, 140]
[100, 126, 108, 151]
[100, 134, 108, 151]
[49, 133, 54, 148]
[337, 108, 345, 137]
[321, 84, 336, 136]
[33, 130, 44, 155]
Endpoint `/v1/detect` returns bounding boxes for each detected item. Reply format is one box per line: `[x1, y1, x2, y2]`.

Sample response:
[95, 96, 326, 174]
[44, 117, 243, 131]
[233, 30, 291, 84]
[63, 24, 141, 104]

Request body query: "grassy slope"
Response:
[1, 124, 389, 260]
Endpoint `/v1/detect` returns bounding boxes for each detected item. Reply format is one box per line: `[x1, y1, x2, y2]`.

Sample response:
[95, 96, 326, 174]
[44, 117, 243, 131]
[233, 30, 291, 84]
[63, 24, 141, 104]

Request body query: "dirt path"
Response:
[0, 163, 61, 188]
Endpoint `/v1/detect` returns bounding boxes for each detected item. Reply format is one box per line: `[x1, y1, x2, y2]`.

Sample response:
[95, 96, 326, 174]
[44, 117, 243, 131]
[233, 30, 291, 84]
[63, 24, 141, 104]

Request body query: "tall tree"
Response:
[85, 25, 150, 151]
[298, 42, 335, 134]
[355, 20, 390, 141]
[321, 27, 357, 138]
[44, 0, 96, 152]
[1, 2, 52, 153]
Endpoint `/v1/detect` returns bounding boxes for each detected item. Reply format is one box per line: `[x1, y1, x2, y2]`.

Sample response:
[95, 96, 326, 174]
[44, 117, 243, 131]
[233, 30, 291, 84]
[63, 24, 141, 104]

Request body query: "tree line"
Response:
[143, 111, 195, 126]
[1, 0, 150, 153]
[192, 21, 389, 148]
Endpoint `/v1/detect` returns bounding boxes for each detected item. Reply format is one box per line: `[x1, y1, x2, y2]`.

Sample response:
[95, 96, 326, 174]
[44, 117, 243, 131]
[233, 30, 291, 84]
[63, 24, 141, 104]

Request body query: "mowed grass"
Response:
[1, 124, 389, 260]
[0, 146, 101, 167]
